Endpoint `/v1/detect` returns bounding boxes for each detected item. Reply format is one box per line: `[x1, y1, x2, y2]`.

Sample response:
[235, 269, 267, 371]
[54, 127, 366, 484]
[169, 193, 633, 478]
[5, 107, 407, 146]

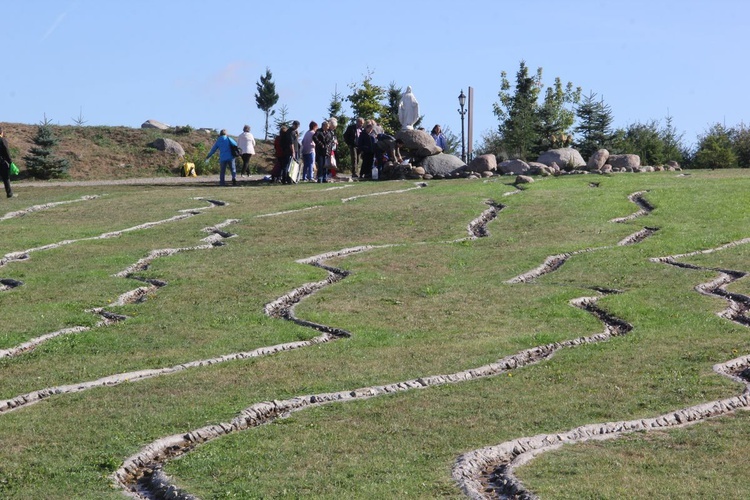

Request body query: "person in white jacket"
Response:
[237, 125, 256, 176]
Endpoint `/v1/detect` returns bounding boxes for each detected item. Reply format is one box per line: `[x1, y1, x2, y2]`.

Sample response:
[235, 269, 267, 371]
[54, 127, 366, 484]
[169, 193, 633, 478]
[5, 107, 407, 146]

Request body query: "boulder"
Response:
[607, 154, 640, 169]
[149, 138, 185, 156]
[396, 129, 442, 157]
[420, 153, 466, 177]
[515, 175, 534, 184]
[587, 149, 609, 171]
[527, 161, 555, 176]
[498, 159, 530, 175]
[466, 154, 497, 173]
[667, 160, 681, 170]
[537, 148, 586, 170]
[141, 119, 170, 130]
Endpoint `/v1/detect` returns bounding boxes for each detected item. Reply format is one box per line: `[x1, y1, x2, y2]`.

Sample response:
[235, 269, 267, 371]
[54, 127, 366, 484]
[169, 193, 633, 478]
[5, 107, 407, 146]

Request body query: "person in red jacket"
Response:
[0, 127, 14, 198]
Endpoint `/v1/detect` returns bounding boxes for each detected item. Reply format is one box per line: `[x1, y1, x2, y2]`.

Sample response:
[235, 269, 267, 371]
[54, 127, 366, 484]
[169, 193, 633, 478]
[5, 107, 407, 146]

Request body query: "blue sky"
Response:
[2, 0, 748, 149]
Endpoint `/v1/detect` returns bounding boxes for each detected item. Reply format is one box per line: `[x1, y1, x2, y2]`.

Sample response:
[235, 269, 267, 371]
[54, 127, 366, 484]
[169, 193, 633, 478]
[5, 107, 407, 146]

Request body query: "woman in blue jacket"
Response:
[205, 129, 239, 186]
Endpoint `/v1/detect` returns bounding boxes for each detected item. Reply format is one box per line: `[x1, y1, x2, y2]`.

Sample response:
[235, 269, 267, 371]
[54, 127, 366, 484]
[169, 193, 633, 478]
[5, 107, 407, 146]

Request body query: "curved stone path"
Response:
[7, 185, 740, 498]
[0, 198, 226, 360]
[111, 195, 659, 499]
[456, 239, 750, 499]
[453, 193, 750, 499]
[0, 194, 100, 221]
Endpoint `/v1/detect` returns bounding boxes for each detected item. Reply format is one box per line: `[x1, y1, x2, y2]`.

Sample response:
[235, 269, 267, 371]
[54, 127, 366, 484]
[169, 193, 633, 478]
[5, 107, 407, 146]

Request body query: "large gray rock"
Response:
[498, 159, 530, 175]
[420, 153, 465, 176]
[141, 119, 170, 130]
[466, 154, 497, 173]
[587, 149, 609, 171]
[537, 148, 586, 170]
[607, 154, 641, 169]
[396, 129, 442, 157]
[149, 138, 185, 156]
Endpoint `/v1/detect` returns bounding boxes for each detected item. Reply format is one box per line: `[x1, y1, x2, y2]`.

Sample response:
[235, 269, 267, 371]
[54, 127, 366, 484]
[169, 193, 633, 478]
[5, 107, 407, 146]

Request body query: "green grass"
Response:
[1, 171, 749, 498]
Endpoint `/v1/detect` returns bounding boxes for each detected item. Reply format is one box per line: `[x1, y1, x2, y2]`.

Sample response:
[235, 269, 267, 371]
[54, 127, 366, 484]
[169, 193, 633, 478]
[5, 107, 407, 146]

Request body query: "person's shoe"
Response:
[6, 192, 13, 198]
[232, 178, 237, 186]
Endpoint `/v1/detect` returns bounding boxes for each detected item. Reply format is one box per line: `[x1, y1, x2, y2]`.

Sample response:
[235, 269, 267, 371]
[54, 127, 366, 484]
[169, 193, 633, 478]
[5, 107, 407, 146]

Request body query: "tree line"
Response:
[258, 62, 749, 170]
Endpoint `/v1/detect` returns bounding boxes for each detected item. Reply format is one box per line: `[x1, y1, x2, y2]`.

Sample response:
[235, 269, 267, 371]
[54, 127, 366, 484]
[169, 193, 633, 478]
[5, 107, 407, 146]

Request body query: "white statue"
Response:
[398, 86, 420, 130]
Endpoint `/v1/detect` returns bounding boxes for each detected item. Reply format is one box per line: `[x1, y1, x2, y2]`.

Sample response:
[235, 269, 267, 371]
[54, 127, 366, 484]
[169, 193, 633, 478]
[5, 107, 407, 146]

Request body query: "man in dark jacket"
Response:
[343, 117, 364, 177]
[0, 127, 14, 198]
[280, 121, 300, 184]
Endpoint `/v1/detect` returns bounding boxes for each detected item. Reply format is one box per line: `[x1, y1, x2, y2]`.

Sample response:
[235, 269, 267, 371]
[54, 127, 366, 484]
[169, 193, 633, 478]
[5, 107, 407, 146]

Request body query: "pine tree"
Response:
[23, 117, 70, 179]
[273, 104, 291, 131]
[537, 77, 581, 152]
[493, 61, 543, 160]
[693, 123, 737, 168]
[255, 67, 279, 140]
[574, 91, 614, 159]
[347, 70, 386, 123]
[383, 82, 402, 135]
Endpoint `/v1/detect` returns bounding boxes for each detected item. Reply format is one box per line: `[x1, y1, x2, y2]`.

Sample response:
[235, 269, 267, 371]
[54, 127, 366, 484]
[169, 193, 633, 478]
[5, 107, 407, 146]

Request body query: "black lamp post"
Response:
[458, 90, 467, 163]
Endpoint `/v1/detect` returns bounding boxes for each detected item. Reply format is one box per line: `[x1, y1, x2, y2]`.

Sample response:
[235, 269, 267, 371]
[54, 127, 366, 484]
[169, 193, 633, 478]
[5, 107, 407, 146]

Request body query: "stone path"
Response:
[3, 183, 749, 499]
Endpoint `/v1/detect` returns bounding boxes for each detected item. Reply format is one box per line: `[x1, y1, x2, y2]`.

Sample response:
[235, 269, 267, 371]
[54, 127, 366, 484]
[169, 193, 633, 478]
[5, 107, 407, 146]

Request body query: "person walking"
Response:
[0, 127, 14, 198]
[237, 125, 256, 177]
[301, 121, 318, 182]
[205, 129, 239, 186]
[343, 117, 364, 177]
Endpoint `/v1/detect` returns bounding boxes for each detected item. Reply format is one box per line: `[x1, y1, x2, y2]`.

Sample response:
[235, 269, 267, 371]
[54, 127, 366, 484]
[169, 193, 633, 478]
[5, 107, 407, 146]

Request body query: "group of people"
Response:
[206, 115, 447, 186]
[205, 125, 256, 186]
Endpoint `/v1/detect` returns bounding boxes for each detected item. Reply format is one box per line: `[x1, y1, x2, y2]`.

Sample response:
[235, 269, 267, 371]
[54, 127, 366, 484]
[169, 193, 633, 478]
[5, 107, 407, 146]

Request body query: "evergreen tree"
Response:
[255, 67, 279, 140]
[23, 117, 70, 179]
[537, 77, 581, 153]
[493, 61, 542, 160]
[383, 82, 403, 135]
[617, 121, 665, 165]
[692, 123, 737, 168]
[273, 104, 291, 131]
[731, 123, 750, 168]
[347, 70, 386, 123]
[661, 112, 685, 165]
[574, 91, 614, 159]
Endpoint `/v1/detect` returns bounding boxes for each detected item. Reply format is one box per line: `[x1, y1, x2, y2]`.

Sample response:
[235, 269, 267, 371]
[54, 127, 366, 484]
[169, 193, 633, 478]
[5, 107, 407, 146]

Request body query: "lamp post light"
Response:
[458, 90, 467, 163]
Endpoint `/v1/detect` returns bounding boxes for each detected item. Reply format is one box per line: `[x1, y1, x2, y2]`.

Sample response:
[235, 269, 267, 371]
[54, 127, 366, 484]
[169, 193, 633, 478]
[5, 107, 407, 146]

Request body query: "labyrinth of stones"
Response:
[1, 172, 749, 498]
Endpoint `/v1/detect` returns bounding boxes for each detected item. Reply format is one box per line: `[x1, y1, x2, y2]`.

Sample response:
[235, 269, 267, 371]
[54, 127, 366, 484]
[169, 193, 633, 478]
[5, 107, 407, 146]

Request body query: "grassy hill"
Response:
[0, 122, 276, 180]
[1, 168, 750, 498]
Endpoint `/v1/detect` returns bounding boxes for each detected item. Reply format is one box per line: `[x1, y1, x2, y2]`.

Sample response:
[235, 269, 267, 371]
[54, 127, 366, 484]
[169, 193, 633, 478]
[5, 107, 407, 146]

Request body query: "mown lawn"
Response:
[1, 170, 749, 498]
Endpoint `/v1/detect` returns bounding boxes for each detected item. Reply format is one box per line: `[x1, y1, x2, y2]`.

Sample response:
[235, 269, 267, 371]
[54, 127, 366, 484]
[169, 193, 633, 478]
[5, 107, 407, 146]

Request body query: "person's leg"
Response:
[303, 153, 313, 180]
[349, 146, 357, 176]
[230, 159, 237, 185]
[316, 155, 325, 182]
[241, 154, 250, 176]
[0, 163, 11, 197]
[219, 160, 227, 186]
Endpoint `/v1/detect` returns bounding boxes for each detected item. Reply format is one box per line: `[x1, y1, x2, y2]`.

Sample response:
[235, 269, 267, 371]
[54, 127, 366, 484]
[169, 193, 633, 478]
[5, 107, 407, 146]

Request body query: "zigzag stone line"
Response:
[459, 238, 750, 499]
[0, 222, 239, 410]
[113, 291, 632, 499]
[0, 195, 100, 221]
[0, 199, 226, 358]
[108, 202, 640, 499]
[0, 198, 225, 270]
[609, 190, 653, 223]
[506, 191, 658, 284]
[341, 181, 427, 203]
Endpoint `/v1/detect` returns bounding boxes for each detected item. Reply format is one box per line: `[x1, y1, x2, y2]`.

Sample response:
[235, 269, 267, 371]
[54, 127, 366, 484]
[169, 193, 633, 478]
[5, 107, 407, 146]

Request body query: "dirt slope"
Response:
[0, 122, 275, 181]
